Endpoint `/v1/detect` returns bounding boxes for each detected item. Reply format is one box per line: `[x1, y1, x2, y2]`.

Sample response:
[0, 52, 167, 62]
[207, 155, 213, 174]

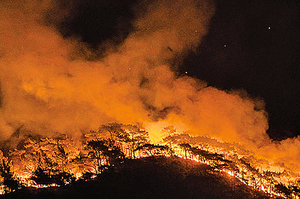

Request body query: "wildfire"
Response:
[0, 123, 299, 198]
[0, 0, 299, 198]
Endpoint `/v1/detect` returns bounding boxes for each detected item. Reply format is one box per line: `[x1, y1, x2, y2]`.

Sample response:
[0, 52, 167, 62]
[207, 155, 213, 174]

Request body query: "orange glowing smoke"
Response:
[0, 0, 299, 180]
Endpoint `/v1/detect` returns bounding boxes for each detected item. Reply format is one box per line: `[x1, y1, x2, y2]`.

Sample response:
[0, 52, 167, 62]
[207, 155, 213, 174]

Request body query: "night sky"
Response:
[56, 0, 299, 140]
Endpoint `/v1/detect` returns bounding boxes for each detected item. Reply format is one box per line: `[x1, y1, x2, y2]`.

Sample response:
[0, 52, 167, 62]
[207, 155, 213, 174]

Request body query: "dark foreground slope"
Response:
[2, 157, 270, 199]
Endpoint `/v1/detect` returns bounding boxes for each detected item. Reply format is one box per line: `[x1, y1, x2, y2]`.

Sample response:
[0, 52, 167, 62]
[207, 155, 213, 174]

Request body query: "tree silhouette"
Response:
[22, 138, 58, 172]
[162, 126, 177, 156]
[106, 145, 125, 167]
[85, 123, 149, 159]
[179, 143, 192, 159]
[95, 123, 127, 146]
[135, 144, 169, 157]
[0, 151, 19, 194]
[121, 124, 149, 159]
[86, 140, 110, 173]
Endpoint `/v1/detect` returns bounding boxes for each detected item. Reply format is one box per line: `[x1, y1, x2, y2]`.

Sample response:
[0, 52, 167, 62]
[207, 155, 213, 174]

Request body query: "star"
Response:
[224, 44, 227, 48]
[268, 26, 271, 30]
[185, 71, 188, 74]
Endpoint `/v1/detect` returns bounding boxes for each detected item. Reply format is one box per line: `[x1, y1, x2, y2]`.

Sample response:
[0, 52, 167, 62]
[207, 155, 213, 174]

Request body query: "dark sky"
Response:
[181, 0, 299, 140]
[57, 0, 299, 140]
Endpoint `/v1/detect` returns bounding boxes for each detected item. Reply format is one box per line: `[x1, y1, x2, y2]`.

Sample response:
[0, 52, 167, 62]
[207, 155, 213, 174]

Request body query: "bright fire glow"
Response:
[0, 0, 299, 198]
[0, 129, 299, 198]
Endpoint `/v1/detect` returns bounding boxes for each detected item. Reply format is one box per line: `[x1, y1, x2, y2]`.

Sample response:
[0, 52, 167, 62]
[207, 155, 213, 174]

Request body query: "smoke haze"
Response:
[0, 0, 299, 174]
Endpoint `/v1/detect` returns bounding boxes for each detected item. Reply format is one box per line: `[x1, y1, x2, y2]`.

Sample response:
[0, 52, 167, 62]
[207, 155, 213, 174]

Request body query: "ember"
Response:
[0, 123, 299, 198]
[0, 0, 299, 198]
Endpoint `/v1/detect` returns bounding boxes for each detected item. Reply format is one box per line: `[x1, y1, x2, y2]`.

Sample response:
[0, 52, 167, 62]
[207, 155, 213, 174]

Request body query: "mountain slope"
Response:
[2, 157, 270, 199]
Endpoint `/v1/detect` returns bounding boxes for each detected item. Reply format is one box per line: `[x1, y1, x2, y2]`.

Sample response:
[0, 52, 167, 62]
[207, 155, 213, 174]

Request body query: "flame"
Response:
[0, 0, 299, 198]
[0, 130, 299, 198]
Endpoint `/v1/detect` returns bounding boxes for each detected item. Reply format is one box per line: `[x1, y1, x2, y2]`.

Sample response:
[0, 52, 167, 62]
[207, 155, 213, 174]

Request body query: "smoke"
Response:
[0, 0, 299, 174]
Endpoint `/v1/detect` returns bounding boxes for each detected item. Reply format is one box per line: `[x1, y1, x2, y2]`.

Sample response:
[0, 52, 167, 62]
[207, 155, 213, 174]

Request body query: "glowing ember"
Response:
[0, 0, 299, 198]
[0, 126, 298, 198]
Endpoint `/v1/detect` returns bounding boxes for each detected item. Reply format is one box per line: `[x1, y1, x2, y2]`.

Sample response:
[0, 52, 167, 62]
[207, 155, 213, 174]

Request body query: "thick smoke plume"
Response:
[0, 0, 299, 174]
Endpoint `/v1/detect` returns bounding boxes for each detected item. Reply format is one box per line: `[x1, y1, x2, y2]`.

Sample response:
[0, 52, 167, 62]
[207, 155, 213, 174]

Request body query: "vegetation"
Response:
[0, 123, 299, 198]
[0, 151, 19, 194]
[1, 157, 270, 199]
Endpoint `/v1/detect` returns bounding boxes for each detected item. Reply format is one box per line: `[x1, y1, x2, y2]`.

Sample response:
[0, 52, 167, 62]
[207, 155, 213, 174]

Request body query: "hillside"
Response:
[2, 157, 271, 199]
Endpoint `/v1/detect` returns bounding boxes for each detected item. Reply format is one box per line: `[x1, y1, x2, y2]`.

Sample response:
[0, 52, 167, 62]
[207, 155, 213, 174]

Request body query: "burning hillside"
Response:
[0, 123, 299, 198]
[0, 0, 299, 198]
[3, 157, 272, 199]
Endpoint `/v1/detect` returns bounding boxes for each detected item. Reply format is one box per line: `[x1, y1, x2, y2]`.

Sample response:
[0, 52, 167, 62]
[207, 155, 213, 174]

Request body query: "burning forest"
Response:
[0, 123, 299, 198]
[0, 0, 299, 198]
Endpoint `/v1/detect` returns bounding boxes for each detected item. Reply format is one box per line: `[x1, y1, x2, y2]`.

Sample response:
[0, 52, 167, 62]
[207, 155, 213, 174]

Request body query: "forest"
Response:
[0, 123, 299, 198]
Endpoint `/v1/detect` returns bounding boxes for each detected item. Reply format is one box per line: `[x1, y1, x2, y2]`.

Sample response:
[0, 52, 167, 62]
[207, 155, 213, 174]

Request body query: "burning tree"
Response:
[179, 143, 192, 159]
[84, 123, 149, 159]
[8, 138, 50, 182]
[79, 124, 129, 174]
[0, 151, 19, 194]
[162, 126, 177, 156]
[135, 144, 169, 157]
[0, 123, 299, 198]
[86, 140, 110, 173]
[88, 123, 127, 146]
[8, 136, 80, 186]
[121, 124, 149, 159]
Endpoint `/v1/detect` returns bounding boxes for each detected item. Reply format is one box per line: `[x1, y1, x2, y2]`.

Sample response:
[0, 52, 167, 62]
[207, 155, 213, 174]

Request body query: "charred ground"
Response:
[2, 157, 270, 199]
